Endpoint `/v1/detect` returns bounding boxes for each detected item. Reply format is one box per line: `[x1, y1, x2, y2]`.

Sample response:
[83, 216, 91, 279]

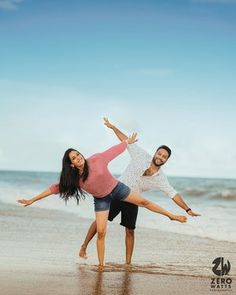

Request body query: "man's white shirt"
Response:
[118, 144, 177, 198]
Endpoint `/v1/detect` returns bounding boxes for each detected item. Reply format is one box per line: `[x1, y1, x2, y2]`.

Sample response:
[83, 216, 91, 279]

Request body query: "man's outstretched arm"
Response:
[172, 194, 201, 217]
[104, 117, 128, 141]
[159, 177, 201, 217]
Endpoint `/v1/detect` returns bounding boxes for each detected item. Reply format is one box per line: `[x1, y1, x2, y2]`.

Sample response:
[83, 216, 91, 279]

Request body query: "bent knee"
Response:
[97, 231, 106, 240]
[126, 228, 135, 237]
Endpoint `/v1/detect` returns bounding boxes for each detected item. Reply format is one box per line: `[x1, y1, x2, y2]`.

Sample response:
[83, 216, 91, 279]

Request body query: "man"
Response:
[79, 118, 200, 264]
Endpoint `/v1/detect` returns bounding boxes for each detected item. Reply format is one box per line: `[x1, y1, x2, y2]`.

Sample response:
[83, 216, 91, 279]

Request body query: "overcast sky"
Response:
[0, 0, 235, 178]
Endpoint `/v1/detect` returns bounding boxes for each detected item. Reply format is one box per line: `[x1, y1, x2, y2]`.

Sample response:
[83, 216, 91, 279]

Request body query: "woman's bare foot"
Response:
[97, 264, 105, 272]
[170, 215, 187, 223]
[79, 245, 88, 259]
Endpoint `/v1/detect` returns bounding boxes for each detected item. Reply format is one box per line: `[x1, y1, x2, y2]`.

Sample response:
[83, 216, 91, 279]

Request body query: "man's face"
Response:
[152, 148, 169, 167]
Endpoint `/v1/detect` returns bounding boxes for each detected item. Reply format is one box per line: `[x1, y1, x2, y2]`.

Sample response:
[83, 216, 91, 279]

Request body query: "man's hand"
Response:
[187, 210, 201, 217]
[127, 133, 138, 144]
[103, 117, 115, 129]
[17, 199, 34, 207]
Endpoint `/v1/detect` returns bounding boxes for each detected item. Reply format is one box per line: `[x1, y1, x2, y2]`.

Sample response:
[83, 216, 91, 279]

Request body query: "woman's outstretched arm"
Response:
[99, 133, 138, 164]
[17, 188, 53, 207]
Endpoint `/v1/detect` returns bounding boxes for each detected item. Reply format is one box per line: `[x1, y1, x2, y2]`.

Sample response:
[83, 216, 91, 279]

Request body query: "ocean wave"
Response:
[182, 188, 236, 201]
[183, 189, 207, 197]
[211, 190, 236, 201]
[221, 190, 236, 200]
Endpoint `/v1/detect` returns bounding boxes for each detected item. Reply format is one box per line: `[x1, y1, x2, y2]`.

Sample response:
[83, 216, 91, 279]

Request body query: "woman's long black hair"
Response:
[59, 148, 89, 204]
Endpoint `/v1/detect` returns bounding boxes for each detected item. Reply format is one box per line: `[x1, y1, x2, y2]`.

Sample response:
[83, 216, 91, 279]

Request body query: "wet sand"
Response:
[0, 202, 235, 295]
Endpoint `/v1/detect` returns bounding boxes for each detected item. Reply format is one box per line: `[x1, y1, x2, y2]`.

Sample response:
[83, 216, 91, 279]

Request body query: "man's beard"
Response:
[152, 157, 164, 167]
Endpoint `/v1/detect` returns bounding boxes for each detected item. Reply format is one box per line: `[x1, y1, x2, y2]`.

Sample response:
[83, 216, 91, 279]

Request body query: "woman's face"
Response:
[69, 150, 85, 170]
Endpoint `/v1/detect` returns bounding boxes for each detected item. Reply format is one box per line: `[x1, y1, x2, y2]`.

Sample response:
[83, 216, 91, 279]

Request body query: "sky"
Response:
[0, 0, 236, 178]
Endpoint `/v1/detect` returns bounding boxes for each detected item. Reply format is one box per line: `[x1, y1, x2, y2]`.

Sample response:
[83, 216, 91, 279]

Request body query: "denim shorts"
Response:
[93, 181, 131, 212]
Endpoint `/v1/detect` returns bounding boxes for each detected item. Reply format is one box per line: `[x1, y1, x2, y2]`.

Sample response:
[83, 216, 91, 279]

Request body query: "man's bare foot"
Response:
[170, 215, 187, 223]
[125, 263, 132, 270]
[79, 245, 88, 259]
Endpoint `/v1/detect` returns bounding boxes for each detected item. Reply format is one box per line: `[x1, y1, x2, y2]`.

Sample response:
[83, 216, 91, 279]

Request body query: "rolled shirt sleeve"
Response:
[49, 183, 59, 194]
[156, 171, 178, 199]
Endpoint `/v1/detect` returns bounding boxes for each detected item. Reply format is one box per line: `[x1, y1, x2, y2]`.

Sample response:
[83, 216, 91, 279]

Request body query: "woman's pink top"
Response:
[49, 141, 128, 198]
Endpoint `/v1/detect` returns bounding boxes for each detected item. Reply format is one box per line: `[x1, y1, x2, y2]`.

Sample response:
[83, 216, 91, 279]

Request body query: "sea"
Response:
[0, 170, 235, 243]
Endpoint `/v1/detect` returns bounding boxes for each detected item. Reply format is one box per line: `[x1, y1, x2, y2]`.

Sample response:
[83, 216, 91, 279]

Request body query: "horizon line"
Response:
[0, 169, 235, 181]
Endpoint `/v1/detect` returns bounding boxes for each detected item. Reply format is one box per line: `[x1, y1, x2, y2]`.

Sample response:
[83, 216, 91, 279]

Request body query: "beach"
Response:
[1, 201, 235, 295]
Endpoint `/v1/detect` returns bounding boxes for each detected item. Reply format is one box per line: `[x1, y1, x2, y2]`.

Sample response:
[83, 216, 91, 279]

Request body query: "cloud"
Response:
[0, 0, 24, 11]
[192, 0, 236, 4]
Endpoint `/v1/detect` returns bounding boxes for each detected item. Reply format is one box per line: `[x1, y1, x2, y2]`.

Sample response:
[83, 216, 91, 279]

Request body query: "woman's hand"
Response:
[17, 189, 53, 207]
[17, 199, 34, 207]
[127, 133, 138, 144]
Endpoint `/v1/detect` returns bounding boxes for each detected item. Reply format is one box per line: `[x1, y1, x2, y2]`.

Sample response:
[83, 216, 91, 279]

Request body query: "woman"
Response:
[18, 134, 187, 268]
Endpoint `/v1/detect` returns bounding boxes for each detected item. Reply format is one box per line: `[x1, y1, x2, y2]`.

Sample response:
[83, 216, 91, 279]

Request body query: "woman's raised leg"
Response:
[124, 192, 187, 223]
